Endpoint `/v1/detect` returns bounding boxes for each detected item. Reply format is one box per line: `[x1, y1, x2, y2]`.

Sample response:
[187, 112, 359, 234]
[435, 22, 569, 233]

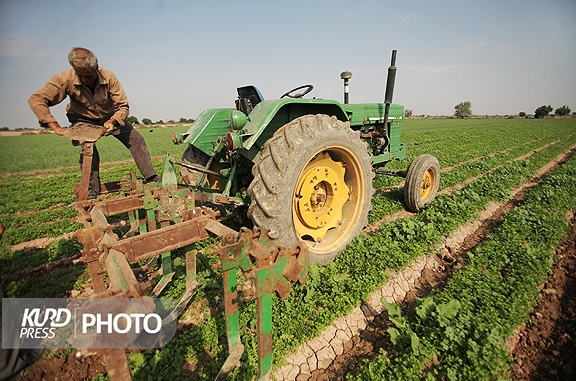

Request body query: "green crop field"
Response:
[0, 118, 575, 380]
[0, 125, 191, 174]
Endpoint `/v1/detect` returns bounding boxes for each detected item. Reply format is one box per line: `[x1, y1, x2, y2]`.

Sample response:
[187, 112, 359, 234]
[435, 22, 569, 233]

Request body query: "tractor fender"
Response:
[240, 99, 349, 162]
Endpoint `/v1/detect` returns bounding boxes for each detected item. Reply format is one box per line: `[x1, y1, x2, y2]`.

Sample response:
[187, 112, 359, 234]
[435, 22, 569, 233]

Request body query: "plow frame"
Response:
[72, 157, 309, 380]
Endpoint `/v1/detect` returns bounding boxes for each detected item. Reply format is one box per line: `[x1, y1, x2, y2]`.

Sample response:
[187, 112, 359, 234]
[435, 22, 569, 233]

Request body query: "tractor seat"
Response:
[236, 85, 264, 115]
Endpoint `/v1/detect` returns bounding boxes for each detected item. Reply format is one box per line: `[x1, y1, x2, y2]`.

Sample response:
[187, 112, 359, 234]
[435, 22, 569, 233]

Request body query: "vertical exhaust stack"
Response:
[340, 71, 352, 104]
[382, 50, 397, 128]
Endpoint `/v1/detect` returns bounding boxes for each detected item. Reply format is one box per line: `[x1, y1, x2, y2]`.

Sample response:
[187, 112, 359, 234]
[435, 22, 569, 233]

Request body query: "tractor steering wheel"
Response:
[280, 84, 314, 99]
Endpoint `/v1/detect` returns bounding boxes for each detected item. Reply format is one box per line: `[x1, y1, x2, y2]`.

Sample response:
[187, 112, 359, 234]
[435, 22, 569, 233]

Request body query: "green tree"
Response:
[126, 116, 139, 124]
[554, 105, 571, 116]
[404, 109, 413, 117]
[141, 118, 152, 125]
[534, 105, 553, 118]
[454, 101, 472, 118]
[519, 112, 526, 118]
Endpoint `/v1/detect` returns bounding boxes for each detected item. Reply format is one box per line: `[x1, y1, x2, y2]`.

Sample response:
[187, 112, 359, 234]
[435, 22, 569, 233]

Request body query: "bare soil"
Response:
[18, 352, 107, 381]
[509, 211, 576, 381]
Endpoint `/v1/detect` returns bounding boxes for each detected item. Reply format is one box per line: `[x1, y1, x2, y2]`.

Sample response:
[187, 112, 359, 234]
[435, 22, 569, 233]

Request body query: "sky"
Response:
[0, 0, 575, 129]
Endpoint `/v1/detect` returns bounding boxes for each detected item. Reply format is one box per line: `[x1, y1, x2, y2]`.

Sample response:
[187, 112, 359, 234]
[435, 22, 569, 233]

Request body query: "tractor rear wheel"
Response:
[248, 114, 374, 264]
[403, 154, 440, 212]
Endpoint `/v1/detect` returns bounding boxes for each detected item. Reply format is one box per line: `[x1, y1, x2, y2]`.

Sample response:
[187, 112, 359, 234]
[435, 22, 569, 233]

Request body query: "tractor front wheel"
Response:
[248, 114, 374, 264]
[403, 154, 440, 212]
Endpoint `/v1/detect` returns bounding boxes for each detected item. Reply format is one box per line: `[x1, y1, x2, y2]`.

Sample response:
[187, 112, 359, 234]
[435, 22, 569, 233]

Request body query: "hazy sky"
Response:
[1, 0, 575, 128]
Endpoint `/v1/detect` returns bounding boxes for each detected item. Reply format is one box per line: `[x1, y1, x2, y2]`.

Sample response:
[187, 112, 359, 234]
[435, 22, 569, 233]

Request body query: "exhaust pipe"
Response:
[382, 50, 397, 131]
[384, 50, 397, 105]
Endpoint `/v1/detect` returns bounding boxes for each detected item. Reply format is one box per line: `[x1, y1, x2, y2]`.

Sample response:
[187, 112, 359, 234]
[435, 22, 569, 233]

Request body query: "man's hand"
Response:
[47, 122, 66, 136]
[103, 120, 117, 135]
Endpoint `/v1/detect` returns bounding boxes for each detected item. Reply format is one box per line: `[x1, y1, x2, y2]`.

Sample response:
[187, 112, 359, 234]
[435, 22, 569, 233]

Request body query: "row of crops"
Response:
[0, 118, 575, 380]
[353, 149, 576, 380]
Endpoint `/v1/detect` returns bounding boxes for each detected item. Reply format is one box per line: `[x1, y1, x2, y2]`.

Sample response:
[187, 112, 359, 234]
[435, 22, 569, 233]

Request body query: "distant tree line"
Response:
[533, 105, 572, 118]
[126, 116, 195, 125]
[1, 126, 39, 131]
[450, 101, 573, 119]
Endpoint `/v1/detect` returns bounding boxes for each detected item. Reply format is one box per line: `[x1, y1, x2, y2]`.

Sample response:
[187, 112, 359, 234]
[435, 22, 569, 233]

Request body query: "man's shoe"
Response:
[87, 190, 98, 199]
[145, 174, 160, 183]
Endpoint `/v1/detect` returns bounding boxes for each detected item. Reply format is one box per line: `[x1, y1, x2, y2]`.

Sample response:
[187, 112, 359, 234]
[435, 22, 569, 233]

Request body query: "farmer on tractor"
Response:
[28, 47, 159, 199]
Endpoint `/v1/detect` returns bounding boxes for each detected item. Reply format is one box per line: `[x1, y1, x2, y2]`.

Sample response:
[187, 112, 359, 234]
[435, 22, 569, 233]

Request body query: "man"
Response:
[29, 47, 159, 198]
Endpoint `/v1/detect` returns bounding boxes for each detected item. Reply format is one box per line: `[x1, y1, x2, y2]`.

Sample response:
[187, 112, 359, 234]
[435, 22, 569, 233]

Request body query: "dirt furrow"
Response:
[508, 211, 576, 381]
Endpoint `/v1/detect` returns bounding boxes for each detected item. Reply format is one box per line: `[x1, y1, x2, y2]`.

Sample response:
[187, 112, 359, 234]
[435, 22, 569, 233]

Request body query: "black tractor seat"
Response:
[236, 85, 264, 115]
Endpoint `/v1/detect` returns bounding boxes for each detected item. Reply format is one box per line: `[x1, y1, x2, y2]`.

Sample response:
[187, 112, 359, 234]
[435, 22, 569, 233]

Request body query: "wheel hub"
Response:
[294, 152, 350, 241]
[420, 169, 434, 200]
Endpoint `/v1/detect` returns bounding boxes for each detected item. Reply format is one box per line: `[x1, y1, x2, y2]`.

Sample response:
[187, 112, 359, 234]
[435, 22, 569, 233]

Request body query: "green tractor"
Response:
[171, 50, 440, 264]
[62, 51, 440, 379]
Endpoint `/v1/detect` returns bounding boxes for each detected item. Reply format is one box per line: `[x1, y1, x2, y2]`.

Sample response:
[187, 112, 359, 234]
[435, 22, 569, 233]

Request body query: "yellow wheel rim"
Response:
[293, 149, 365, 254]
[420, 168, 435, 201]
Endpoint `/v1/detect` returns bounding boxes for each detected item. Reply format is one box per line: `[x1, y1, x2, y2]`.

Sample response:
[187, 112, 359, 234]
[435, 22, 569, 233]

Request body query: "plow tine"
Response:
[150, 272, 174, 297]
[213, 228, 310, 380]
[162, 282, 199, 326]
[150, 252, 175, 297]
[186, 247, 197, 285]
[76, 141, 95, 201]
[256, 293, 274, 380]
[105, 249, 140, 296]
[205, 219, 238, 237]
[214, 343, 245, 381]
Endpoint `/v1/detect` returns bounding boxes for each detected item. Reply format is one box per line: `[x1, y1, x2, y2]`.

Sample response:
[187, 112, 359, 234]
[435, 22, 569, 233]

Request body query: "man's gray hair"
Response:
[68, 47, 98, 71]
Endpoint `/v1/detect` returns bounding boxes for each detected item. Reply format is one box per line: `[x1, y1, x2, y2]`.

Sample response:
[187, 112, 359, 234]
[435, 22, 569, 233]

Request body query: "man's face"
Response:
[73, 66, 98, 87]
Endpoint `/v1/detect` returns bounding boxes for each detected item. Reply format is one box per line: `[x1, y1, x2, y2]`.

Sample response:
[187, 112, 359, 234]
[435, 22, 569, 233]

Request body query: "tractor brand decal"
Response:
[2, 297, 177, 349]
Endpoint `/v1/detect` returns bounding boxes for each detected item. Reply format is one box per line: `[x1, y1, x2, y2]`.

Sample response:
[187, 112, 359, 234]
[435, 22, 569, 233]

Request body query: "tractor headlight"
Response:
[229, 110, 247, 130]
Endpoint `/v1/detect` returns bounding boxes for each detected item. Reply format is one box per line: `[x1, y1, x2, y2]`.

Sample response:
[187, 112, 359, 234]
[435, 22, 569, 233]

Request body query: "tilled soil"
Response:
[509, 211, 576, 381]
[18, 353, 106, 381]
